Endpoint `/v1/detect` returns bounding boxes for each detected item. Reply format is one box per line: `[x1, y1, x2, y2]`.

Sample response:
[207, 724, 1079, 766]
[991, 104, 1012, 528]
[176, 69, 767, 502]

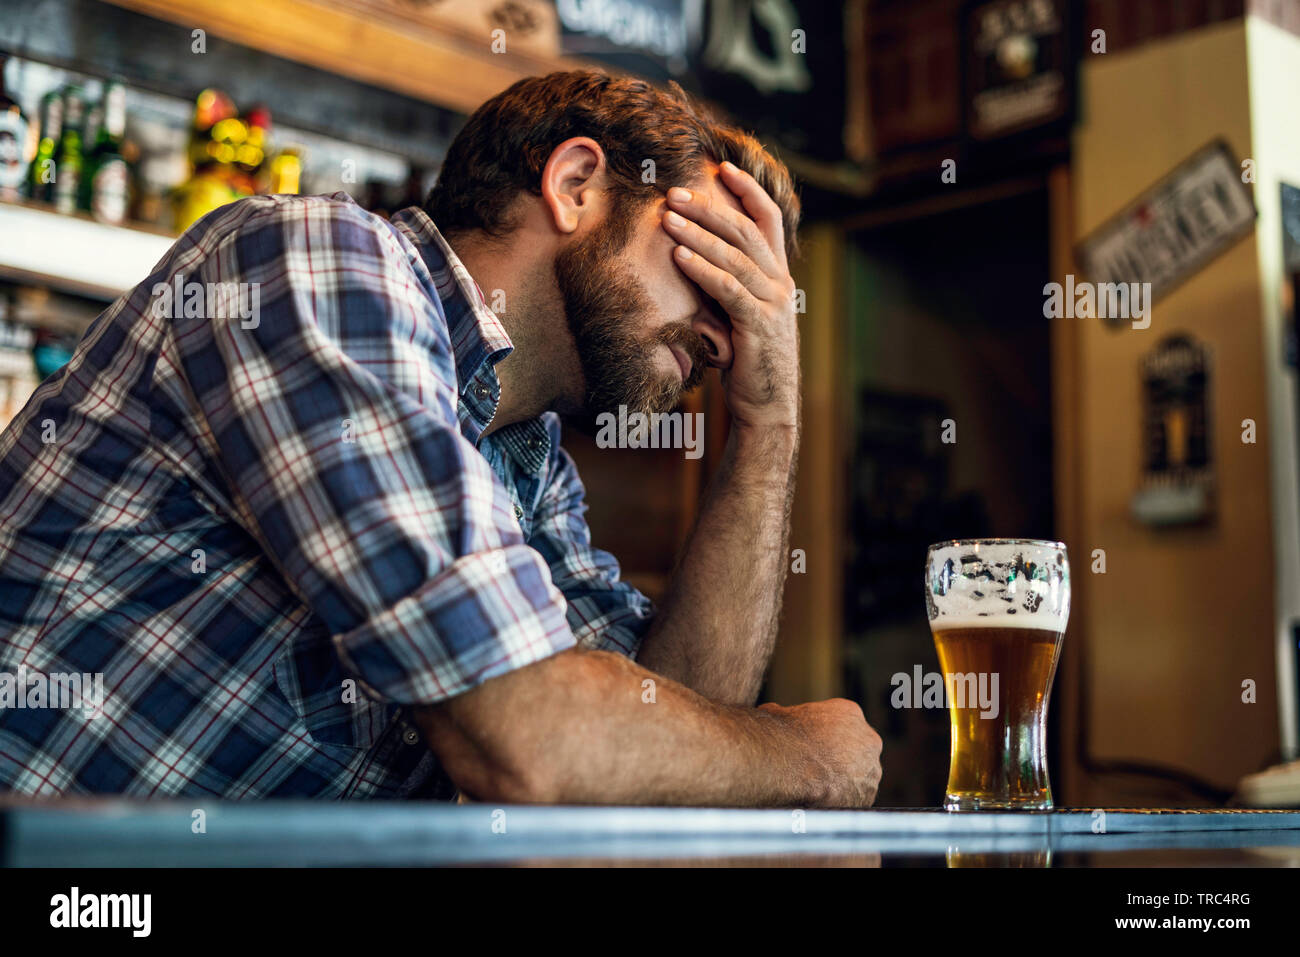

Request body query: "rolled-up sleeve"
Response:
[170, 197, 575, 705]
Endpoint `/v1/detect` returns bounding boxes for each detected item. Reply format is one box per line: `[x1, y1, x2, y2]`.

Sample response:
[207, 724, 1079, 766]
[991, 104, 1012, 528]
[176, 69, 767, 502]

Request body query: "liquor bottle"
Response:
[0, 56, 31, 202]
[25, 91, 61, 202]
[52, 86, 84, 215]
[231, 104, 270, 196]
[173, 88, 241, 232]
[82, 103, 102, 155]
[77, 103, 101, 210]
[239, 104, 270, 170]
[268, 148, 301, 195]
[86, 81, 128, 224]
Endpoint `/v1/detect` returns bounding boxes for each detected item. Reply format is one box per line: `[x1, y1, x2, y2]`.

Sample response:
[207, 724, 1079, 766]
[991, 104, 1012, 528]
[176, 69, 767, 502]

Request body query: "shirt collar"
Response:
[389, 205, 513, 400]
[389, 205, 552, 475]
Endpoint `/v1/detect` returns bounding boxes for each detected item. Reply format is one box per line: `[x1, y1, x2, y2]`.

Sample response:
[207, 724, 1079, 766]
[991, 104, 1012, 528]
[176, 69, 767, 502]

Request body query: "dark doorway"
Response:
[842, 183, 1056, 807]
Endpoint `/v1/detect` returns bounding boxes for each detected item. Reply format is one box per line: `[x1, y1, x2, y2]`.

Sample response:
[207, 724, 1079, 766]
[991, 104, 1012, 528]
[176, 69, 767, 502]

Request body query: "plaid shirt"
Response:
[0, 193, 653, 798]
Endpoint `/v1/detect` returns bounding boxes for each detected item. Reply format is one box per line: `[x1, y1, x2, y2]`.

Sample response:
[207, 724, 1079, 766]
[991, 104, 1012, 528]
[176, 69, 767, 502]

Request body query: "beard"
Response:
[554, 195, 711, 435]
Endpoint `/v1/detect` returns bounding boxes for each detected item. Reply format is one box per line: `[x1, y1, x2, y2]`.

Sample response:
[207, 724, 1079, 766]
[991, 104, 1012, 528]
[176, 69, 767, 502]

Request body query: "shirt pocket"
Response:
[272, 618, 393, 752]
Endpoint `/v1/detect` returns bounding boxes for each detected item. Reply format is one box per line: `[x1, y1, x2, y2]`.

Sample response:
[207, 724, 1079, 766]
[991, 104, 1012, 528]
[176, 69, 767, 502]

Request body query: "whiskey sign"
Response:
[1078, 141, 1257, 314]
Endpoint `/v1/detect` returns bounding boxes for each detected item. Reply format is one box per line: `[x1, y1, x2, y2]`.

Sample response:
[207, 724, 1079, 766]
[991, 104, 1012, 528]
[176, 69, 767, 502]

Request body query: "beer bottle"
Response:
[25, 91, 61, 203]
[0, 56, 31, 202]
[87, 81, 128, 224]
[77, 103, 101, 211]
[52, 86, 84, 215]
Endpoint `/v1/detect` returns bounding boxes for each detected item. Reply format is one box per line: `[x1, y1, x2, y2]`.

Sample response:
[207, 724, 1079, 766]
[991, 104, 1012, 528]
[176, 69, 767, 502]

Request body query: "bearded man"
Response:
[0, 70, 881, 805]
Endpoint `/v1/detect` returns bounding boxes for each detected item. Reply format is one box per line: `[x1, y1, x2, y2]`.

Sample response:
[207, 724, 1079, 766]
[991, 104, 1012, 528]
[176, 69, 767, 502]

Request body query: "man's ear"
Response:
[540, 137, 606, 236]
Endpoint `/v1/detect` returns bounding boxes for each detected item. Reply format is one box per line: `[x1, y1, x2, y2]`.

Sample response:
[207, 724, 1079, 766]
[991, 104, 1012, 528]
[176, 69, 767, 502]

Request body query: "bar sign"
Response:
[1077, 140, 1256, 312]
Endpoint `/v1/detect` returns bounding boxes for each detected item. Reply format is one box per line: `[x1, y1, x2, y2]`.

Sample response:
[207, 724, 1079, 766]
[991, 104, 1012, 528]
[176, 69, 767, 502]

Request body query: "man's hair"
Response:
[425, 70, 801, 261]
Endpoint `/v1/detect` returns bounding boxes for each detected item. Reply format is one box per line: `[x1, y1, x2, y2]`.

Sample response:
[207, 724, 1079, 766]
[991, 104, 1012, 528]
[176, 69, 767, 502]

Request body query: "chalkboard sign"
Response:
[559, 0, 848, 165]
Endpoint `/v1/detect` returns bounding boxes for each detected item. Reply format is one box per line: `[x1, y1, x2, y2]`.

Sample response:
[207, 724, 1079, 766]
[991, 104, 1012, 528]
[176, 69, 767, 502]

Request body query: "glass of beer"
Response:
[924, 539, 1070, 811]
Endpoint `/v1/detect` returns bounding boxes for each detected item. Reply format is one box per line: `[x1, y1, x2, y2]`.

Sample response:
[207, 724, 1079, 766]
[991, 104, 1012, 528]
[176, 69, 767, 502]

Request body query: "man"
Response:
[0, 71, 881, 804]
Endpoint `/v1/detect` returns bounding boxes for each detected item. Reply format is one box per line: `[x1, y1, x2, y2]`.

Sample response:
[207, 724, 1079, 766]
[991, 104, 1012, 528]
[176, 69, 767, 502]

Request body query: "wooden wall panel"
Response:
[1065, 19, 1278, 802]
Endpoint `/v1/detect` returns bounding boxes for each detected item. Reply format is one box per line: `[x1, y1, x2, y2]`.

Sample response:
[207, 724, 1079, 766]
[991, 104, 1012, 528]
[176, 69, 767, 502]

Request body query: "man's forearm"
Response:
[413, 648, 835, 807]
[635, 423, 799, 705]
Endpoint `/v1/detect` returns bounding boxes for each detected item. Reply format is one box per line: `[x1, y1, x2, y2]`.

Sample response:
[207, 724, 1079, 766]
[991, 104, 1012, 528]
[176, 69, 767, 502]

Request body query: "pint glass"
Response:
[924, 539, 1070, 811]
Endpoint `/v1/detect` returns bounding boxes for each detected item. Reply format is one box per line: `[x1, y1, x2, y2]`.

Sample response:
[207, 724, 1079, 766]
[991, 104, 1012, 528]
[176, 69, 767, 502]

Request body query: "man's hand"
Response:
[663, 161, 799, 431]
[759, 700, 884, 807]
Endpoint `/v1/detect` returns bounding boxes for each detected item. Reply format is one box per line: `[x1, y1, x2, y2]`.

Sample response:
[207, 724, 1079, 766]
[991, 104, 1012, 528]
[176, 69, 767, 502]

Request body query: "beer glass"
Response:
[924, 539, 1070, 811]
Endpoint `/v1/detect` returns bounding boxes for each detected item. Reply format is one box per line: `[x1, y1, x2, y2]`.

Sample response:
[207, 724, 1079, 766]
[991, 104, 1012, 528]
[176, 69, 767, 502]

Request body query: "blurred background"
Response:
[1, 0, 1298, 809]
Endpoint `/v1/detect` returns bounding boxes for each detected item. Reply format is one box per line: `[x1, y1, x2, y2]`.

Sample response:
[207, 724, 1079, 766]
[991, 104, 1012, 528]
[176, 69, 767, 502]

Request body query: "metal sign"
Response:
[1077, 140, 1257, 309]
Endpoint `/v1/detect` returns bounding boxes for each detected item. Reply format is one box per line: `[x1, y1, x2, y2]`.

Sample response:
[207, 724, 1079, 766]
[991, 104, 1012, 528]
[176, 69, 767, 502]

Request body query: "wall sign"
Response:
[558, 0, 847, 164]
[555, 0, 692, 78]
[1282, 182, 1300, 272]
[1131, 334, 1214, 527]
[1281, 182, 1299, 368]
[1077, 140, 1257, 315]
[963, 0, 1072, 141]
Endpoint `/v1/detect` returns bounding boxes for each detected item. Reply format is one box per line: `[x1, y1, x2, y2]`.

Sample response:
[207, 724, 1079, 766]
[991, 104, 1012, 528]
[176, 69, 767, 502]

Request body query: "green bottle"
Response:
[87, 82, 128, 224]
[25, 91, 61, 203]
[52, 86, 84, 215]
[76, 103, 101, 210]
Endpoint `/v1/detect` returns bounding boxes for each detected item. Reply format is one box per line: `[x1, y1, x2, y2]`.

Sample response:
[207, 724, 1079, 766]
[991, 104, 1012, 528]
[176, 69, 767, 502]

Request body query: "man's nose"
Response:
[693, 312, 733, 370]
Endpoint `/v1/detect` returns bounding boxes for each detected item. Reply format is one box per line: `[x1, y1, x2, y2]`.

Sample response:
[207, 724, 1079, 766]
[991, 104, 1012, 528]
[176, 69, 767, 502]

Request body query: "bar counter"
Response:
[3, 801, 1299, 867]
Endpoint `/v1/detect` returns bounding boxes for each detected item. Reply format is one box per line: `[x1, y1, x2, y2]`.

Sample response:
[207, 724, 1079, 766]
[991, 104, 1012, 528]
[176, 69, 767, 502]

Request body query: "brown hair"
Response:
[425, 70, 801, 261]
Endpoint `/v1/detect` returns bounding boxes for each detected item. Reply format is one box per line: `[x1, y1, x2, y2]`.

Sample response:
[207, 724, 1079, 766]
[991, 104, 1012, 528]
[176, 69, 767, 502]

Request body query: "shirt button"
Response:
[402, 727, 420, 746]
[527, 437, 541, 449]
[513, 504, 523, 520]
[473, 385, 490, 400]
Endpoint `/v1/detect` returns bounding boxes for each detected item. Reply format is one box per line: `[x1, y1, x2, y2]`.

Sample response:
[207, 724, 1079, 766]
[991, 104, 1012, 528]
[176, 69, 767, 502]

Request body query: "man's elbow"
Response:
[410, 647, 624, 803]
[410, 699, 563, 804]
[472, 762, 563, 804]
[444, 743, 562, 804]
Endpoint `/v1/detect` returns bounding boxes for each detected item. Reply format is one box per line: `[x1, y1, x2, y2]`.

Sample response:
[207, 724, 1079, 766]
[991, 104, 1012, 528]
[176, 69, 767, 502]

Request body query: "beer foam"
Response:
[929, 614, 1064, 632]
[925, 540, 1070, 628]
